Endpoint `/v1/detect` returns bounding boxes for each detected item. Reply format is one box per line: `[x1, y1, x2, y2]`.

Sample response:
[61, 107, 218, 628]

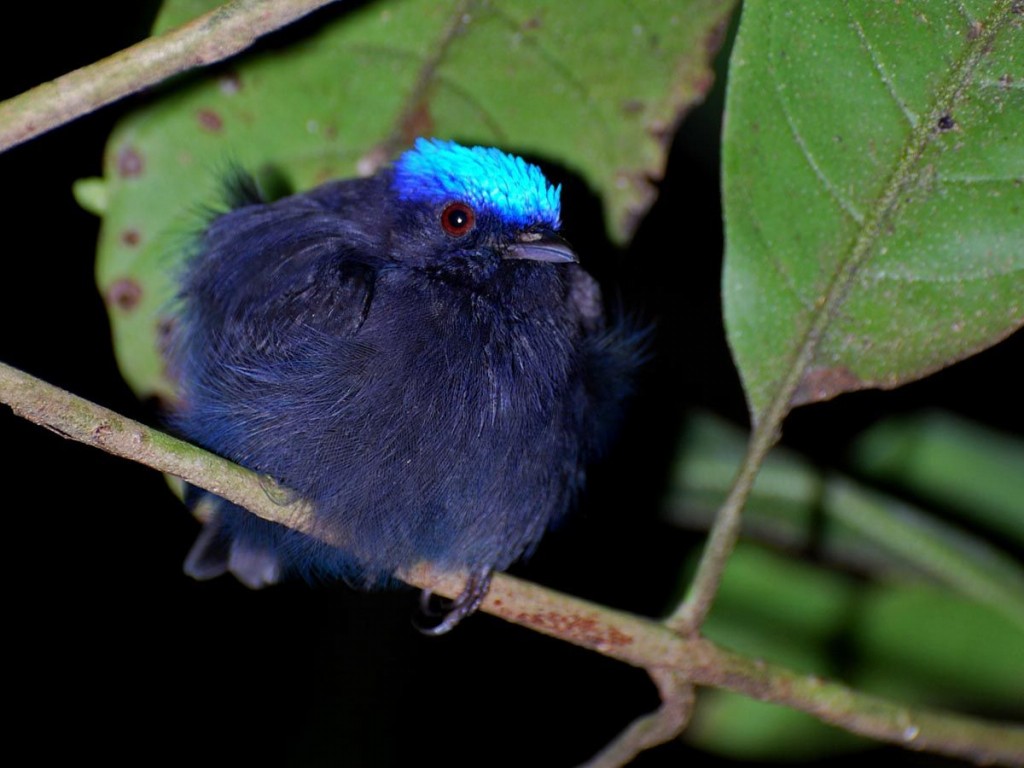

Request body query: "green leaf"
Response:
[849, 582, 1024, 710]
[151, 0, 221, 32]
[722, 1, 1024, 422]
[824, 476, 1024, 633]
[687, 693, 868, 761]
[93, 0, 736, 401]
[71, 177, 108, 216]
[851, 411, 1024, 547]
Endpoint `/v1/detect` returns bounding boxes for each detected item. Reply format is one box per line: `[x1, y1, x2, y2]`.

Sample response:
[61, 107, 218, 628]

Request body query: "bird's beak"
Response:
[505, 231, 579, 264]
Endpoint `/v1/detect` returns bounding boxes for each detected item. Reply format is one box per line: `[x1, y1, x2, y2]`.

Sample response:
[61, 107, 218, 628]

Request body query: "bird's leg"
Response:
[414, 565, 494, 635]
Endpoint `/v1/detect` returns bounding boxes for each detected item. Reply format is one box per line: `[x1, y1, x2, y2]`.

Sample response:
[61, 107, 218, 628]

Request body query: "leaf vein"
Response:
[771, 67, 865, 225]
[845, 2, 920, 130]
[952, 0, 978, 26]
[486, 5, 610, 139]
[870, 265, 1024, 284]
[755, 221, 814, 309]
[384, 0, 476, 156]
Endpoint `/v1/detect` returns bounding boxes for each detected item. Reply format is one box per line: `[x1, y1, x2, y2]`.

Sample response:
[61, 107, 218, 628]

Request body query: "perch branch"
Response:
[2, 359, 1023, 766]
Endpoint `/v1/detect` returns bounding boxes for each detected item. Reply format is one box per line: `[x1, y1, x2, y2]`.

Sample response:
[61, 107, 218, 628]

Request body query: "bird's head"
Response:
[388, 138, 577, 273]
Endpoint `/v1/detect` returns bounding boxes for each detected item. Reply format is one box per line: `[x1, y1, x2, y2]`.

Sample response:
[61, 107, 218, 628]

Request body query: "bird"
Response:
[170, 137, 639, 633]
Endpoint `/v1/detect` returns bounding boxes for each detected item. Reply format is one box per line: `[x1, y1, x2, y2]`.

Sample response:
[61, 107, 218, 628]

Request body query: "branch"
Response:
[0, 0, 341, 153]
[577, 669, 694, 768]
[666, 417, 779, 634]
[2, 359, 1022, 766]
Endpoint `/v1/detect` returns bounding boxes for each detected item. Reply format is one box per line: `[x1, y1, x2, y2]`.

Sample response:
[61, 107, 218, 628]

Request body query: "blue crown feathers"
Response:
[392, 138, 561, 229]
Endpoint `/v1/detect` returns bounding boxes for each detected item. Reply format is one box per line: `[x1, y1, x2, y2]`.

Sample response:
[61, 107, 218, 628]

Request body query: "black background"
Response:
[2, 4, 1019, 766]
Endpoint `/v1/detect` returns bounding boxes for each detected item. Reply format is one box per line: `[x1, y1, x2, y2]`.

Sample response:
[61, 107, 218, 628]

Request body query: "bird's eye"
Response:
[440, 202, 476, 237]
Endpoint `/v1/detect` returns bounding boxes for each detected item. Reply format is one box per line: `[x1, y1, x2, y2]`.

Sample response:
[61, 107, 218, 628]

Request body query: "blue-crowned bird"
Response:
[172, 138, 638, 633]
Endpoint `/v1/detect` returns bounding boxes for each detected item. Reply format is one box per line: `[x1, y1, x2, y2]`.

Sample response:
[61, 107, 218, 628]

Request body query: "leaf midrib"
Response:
[753, 0, 1017, 427]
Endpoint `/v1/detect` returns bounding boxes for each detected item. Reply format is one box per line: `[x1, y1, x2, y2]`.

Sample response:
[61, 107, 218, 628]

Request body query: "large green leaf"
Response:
[722, 1, 1024, 421]
[90, 0, 736, 401]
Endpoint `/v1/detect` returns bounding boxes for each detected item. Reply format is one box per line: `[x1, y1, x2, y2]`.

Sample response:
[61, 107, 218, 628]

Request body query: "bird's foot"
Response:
[258, 473, 298, 506]
[414, 566, 494, 635]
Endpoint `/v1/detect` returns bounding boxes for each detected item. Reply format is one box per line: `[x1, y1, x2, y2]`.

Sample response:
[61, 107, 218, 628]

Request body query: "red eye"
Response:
[441, 202, 476, 237]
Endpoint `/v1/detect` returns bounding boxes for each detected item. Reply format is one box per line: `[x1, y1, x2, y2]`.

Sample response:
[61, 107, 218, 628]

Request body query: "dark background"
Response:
[2, 4, 1019, 766]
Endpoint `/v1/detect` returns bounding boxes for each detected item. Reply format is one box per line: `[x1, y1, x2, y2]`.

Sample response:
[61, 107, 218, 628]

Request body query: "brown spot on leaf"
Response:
[522, 14, 542, 30]
[197, 109, 224, 132]
[936, 113, 955, 131]
[792, 366, 865, 406]
[107, 278, 142, 311]
[967, 21, 984, 39]
[117, 146, 144, 177]
[120, 229, 141, 247]
[622, 99, 645, 115]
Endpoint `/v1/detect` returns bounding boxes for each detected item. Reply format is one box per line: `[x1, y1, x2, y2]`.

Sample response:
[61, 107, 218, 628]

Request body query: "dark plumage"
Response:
[172, 138, 637, 632]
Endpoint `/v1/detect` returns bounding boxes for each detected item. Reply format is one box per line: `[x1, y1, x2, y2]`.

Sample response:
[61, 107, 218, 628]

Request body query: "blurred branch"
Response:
[577, 669, 694, 768]
[0, 0, 340, 153]
[2, 359, 1023, 765]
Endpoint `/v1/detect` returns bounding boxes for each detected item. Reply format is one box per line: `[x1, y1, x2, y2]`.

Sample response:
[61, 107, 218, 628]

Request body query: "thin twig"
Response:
[577, 669, 694, 768]
[666, 418, 780, 634]
[2, 359, 1023, 765]
[0, 0, 340, 153]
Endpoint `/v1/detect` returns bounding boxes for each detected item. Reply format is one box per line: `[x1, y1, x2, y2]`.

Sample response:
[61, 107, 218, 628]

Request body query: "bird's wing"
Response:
[180, 186, 385, 356]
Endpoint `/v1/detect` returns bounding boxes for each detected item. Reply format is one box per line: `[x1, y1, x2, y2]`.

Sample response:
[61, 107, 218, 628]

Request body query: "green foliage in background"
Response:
[669, 412, 1024, 758]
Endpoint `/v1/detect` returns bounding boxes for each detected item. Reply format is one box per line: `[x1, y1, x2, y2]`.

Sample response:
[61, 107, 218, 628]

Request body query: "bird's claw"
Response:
[414, 567, 494, 635]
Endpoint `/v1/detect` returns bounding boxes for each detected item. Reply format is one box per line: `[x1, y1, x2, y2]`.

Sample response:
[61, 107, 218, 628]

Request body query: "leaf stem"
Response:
[666, 417, 781, 634]
[0, 0, 340, 153]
